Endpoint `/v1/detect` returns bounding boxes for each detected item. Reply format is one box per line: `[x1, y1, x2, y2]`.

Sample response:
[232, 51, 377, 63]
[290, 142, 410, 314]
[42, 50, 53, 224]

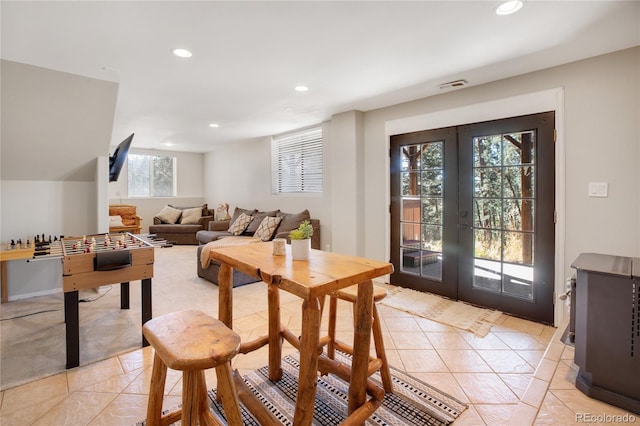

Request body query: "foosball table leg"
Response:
[120, 282, 130, 309]
[64, 290, 80, 369]
[141, 278, 152, 347]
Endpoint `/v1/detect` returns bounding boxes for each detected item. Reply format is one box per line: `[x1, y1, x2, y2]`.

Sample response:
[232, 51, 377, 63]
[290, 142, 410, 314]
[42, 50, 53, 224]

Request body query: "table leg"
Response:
[120, 282, 130, 309]
[218, 263, 233, 328]
[1, 261, 7, 303]
[294, 296, 322, 425]
[268, 284, 282, 381]
[141, 278, 152, 347]
[348, 280, 374, 415]
[65, 290, 80, 369]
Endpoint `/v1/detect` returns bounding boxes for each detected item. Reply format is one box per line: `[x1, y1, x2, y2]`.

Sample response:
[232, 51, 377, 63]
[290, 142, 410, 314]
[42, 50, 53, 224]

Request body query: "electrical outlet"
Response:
[325, 244, 331, 252]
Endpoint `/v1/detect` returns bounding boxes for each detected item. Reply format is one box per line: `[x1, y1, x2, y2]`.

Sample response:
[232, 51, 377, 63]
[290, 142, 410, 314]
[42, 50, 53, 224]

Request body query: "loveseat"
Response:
[148, 204, 213, 245]
[196, 207, 320, 286]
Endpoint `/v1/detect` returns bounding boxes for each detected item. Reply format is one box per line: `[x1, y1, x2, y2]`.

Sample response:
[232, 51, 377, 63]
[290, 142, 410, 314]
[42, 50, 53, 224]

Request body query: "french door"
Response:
[390, 112, 555, 323]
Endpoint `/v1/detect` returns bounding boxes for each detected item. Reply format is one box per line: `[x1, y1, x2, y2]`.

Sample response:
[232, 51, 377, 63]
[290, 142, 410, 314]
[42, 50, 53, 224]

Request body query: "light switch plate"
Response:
[588, 182, 608, 197]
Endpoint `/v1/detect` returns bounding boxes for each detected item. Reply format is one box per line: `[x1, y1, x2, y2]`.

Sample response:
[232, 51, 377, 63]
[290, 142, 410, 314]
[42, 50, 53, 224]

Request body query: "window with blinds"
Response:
[271, 126, 323, 194]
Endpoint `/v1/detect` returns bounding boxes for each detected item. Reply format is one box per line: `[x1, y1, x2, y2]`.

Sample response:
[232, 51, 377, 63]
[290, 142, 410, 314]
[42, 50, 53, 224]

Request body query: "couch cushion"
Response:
[245, 210, 279, 234]
[170, 203, 209, 217]
[196, 230, 232, 244]
[149, 224, 202, 234]
[230, 207, 257, 225]
[228, 212, 253, 235]
[179, 207, 202, 225]
[253, 216, 283, 241]
[157, 205, 182, 224]
[276, 209, 311, 234]
[109, 215, 125, 227]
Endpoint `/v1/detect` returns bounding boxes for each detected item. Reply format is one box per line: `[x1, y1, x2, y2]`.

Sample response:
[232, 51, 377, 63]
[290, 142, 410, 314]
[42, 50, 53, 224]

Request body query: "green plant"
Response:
[288, 220, 313, 240]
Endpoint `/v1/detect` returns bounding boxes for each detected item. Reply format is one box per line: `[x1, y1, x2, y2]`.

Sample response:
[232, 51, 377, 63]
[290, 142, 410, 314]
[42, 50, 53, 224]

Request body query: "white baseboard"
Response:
[8, 288, 62, 302]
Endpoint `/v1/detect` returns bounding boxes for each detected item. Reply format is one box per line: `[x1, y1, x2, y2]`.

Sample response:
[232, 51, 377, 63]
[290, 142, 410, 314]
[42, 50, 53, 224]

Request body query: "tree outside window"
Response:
[127, 154, 176, 197]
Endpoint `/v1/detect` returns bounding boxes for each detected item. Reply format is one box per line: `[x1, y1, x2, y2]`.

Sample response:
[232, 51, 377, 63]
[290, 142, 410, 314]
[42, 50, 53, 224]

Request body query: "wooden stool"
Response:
[142, 310, 243, 426]
[326, 285, 393, 393]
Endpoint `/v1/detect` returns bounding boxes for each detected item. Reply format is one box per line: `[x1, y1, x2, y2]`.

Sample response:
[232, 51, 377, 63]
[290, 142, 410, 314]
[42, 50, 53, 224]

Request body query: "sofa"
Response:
[196, 207, 320, 286]
[147, 204, 213, 245]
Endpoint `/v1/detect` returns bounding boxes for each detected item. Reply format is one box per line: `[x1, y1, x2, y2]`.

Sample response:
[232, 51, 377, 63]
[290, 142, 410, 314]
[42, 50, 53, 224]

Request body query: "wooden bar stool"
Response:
[326, 285, 393, 393]
[142, 310, 243, 426]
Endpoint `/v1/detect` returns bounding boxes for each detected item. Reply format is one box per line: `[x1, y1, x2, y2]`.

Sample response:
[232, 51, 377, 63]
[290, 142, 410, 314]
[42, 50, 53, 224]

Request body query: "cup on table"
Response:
[272, 238, 286, 256]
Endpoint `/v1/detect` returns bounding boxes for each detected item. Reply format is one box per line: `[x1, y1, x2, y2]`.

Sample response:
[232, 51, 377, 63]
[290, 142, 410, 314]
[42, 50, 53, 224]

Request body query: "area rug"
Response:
[137, 351, 467, 425]
[381, 286, 503, 337]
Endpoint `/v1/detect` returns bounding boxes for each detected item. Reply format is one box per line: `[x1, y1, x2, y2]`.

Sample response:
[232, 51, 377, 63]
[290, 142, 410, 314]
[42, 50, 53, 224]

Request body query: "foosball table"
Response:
[61, 233, 154, 368]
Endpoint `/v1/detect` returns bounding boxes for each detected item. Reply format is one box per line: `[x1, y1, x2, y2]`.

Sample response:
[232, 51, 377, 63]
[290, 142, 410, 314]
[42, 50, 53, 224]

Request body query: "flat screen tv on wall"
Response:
[109, 133, 134, 182]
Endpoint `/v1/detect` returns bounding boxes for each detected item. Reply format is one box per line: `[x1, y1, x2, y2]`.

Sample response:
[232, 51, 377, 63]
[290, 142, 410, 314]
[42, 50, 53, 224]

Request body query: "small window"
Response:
[272, 126, 323, 194]
[127, 154, 177, 197]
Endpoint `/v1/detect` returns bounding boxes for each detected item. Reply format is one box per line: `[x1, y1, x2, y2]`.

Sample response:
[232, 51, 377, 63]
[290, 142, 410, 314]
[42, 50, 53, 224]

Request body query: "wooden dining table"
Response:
[208, 241, 394, 425]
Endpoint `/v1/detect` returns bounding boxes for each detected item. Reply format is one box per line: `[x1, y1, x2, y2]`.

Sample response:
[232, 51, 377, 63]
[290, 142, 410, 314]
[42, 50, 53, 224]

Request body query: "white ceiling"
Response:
[2, 1, 639, 153]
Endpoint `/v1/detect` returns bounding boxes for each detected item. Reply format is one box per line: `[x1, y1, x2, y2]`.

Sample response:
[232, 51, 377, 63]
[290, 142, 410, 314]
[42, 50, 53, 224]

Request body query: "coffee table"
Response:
[208, 242, 394, 425]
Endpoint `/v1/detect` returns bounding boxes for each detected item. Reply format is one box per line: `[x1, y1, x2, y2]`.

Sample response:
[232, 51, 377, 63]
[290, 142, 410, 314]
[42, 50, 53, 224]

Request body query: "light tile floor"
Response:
[1, 284, 637, 425]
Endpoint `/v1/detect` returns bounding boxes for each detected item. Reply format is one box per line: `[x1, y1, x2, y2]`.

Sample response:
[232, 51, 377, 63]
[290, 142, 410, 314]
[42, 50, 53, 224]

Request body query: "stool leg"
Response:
[327, 295, 338, 359]
[215, 362, 243, 426]
[146, 352, 168, 426]
[196, 371, 224, 426]
[182, 371, 201, 426]
[372, 304, 393, 393]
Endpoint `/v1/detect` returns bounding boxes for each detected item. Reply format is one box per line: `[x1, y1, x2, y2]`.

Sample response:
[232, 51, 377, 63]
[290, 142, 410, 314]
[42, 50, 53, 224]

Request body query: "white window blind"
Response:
[272, 127, 323, 194]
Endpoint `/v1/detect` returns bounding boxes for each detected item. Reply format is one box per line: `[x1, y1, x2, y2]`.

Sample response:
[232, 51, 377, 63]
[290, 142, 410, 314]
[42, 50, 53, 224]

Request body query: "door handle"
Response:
[458, 224, 473, 230]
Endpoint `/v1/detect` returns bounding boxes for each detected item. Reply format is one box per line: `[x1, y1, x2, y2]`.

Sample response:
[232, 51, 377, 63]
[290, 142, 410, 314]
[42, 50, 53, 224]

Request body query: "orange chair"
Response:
[108, 204, 142, 234]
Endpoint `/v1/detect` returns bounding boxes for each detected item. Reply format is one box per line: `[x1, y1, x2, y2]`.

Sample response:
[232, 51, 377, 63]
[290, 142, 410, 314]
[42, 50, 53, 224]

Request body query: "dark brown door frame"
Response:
[390, 127, 458, 299]
[389, 112, 556, 324]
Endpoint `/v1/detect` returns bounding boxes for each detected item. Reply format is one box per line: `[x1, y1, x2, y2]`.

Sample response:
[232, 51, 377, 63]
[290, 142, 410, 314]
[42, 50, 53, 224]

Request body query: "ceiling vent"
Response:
[438, 79, 467, 90]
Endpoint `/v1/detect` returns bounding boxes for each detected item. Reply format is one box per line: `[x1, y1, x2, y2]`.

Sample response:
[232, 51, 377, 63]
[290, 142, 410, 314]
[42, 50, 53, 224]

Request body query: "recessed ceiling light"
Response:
[162, 142, 174, 146]
[209, 123, 219, 128]
[496, 0, 523, 16]
[172, 48, 193, 58]
[295, 85, 309, 92]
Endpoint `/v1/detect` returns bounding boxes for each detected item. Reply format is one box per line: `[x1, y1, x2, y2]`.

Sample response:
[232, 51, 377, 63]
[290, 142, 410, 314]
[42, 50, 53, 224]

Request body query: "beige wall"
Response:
[205, 47, 639, 325]
[363, 46, 639, 268]
[0, 60, 118, 182]
[204, 132, 331, 250]
[107, 147, 206, 233]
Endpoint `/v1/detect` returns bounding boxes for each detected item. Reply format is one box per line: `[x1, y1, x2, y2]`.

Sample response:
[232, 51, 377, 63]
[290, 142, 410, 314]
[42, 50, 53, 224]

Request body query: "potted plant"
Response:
[289, 220, 313, 260]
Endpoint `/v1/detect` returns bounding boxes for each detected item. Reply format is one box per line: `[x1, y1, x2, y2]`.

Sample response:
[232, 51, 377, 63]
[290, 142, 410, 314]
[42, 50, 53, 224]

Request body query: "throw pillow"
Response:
[245, 210, 280, 234]
[253, 216, 283, 241]
[109, 215, 124, 227]
[179, 207, 202, 225]
[157, 205, 182, 224]
[230, 207, 257, 225]
[228, 212, 253, 235]
[276, 209, 311, 233]
[170, 203, 209, 217]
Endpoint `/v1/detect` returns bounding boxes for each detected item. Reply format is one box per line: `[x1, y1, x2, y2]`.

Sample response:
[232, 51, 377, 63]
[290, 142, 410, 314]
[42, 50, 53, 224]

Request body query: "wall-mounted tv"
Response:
[109, 133, 134, 182]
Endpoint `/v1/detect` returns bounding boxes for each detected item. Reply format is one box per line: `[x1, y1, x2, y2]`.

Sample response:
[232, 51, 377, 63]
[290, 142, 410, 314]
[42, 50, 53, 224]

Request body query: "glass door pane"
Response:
[399, 141, 444, 281]
[471, 131, 535, 300]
